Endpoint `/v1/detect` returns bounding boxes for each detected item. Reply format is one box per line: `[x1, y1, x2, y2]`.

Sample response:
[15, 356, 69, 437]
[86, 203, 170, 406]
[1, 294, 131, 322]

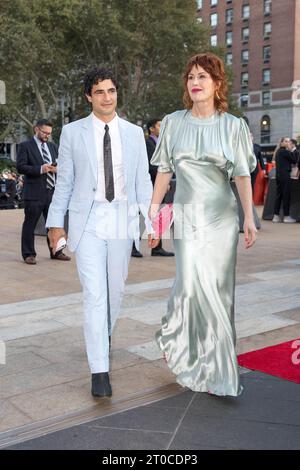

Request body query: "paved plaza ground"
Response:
[0, 208, 300, 450]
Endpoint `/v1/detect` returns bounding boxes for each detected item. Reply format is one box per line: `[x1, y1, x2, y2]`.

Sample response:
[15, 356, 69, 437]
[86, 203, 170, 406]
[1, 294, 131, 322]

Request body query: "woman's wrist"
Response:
[150, 202, 160, 210]
[244, 214, 254, 223]
[149, 203, 160, 220]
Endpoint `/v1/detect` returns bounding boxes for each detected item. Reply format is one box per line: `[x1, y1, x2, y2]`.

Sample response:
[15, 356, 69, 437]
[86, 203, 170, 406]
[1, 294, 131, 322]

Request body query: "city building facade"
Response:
[197, 0, 300, 147]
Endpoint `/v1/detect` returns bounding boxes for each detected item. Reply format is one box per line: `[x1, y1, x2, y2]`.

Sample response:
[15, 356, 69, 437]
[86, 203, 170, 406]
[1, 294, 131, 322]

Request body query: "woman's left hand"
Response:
[243, 218, 257, 249]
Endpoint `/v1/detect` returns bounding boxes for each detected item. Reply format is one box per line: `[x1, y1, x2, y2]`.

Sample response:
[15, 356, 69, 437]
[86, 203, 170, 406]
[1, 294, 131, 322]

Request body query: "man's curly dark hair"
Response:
[83, 67, 119, 97]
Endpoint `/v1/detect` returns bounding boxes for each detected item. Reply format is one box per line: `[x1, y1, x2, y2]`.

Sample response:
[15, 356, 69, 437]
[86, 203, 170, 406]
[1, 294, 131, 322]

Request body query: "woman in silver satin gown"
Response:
[148, 53, 257, 396]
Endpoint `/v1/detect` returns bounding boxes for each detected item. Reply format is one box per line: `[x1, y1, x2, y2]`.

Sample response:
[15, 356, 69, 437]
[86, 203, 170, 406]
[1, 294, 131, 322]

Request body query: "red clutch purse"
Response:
[152, 203, 174, 238]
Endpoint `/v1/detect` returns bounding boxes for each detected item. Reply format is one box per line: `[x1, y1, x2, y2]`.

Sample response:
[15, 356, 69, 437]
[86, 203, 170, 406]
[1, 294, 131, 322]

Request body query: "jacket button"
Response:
[93, 188, 96, 192]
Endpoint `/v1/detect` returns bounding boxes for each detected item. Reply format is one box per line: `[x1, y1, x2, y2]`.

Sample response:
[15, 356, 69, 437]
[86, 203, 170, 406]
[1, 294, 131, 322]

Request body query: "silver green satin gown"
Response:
[151, 110, 256, 396]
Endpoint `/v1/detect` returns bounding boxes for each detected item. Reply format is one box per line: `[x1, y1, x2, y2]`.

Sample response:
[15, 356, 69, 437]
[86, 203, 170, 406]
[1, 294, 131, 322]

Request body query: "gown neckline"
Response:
[186, 109, 220, 125]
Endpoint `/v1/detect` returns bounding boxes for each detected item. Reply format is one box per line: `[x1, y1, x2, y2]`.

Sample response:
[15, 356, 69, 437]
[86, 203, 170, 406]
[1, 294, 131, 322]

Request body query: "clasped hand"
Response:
[148, 204, 160, 249]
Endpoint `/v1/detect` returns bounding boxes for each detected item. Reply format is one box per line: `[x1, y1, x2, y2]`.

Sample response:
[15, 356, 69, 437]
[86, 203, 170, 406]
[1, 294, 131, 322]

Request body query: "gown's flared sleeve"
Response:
[232, 118, 257, 177]
[150, 115, 175, 173]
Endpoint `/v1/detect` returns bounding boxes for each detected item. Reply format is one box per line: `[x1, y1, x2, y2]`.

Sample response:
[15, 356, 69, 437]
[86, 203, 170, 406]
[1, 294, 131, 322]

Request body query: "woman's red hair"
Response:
[183, 53, 228, 113]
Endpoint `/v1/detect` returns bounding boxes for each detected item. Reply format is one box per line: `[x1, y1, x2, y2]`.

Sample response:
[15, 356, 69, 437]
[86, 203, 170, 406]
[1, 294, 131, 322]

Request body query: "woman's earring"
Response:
[215, 90, 220, 100]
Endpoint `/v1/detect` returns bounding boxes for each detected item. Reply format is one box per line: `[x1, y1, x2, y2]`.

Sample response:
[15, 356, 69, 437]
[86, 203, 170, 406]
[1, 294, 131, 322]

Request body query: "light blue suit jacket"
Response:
[46, 113, 153, 252]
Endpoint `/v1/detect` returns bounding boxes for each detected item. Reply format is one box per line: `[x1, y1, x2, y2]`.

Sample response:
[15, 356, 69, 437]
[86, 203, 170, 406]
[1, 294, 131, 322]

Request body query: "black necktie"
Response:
[103, 124, 115, 202]
[41, 143, 55, 189]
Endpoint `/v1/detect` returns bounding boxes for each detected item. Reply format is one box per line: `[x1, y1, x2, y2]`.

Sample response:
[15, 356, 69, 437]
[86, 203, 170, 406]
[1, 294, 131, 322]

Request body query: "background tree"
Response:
[0, 0, 72, 139]
[0, 0, 239, 142]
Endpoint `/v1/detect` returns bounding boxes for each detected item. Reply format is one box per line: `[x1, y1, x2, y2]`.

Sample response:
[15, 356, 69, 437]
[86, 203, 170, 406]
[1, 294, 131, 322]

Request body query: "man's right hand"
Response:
[48, 228, 67, 255]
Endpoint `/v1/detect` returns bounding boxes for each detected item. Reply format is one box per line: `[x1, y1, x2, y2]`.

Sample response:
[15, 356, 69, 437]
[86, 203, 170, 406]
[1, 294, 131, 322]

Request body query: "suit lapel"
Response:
[30, 138, 44, 164]
[149, 135, 157, 147]
[47, 142, 57, 163]
[118, 118, 130, 188]
[81, 113, 97, 184]
[80, 114, 132, 190]
[30, 138, 56, 164]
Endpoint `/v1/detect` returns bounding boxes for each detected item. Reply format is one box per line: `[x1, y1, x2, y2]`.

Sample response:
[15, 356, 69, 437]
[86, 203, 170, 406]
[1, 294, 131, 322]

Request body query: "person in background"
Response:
[5, 171, 17, 208]
[273, 137, 298, 223]
[250, 132, 266, 191]
[0, 171, 13, 209]
[16, 119, 71, 264]
[290, 139, 299, 177]
[16, 175, 24, 208]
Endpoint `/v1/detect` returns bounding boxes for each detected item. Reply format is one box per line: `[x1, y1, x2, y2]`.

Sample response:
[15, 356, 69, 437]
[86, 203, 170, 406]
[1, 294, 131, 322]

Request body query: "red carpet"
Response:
[238, 339, 300, 383]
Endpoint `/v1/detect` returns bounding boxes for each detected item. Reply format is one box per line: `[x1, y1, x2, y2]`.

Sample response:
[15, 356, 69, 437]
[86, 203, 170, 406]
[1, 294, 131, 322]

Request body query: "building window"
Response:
[263, 46, 271, 62]
[241, 50, 249, 64]
[264, 22, 272, 38]
[242, 5, 250, 19]
[211, 0, 218, 6]
[262, 91, 271, 105]
[210, 13, 218, 27]
[263, 69, 270, 84]
[196, 0, 203, 9]
[242, 27, 249, 42]
[226, 31, 233, 47]
[226, 52, 233, 65]
[264, 0, 272, 15]
[211, 34, 217, 47]
[241, 72, 249, 87]
[261, 115, 271, 143]
[241, 94, 249, 108]
[226, 8, 233, 25]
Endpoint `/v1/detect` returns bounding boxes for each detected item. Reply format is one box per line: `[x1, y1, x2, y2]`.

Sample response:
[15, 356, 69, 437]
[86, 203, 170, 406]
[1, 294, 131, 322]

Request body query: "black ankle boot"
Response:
[91, 372, 112, 397]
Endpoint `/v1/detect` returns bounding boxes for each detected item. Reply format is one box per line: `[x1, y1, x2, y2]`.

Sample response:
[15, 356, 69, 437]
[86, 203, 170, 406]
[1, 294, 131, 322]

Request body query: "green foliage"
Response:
[0, 159, 16, 173]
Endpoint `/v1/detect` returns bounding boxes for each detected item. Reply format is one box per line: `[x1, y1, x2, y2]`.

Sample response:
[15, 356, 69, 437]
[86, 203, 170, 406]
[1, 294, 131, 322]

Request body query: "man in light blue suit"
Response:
[47, 68, 153, 397]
